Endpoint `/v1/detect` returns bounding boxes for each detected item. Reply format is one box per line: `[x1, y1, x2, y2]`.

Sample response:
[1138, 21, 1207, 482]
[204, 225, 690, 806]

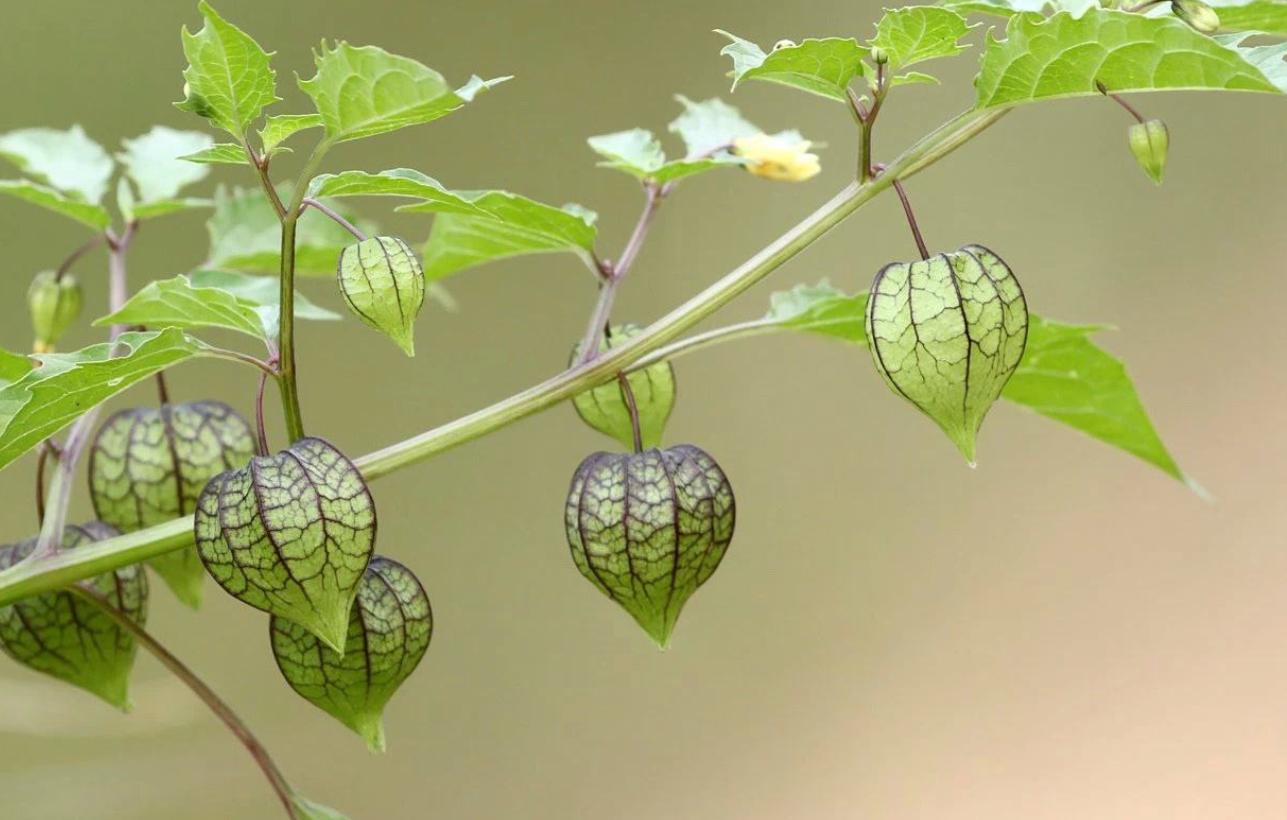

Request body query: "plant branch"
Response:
[627, 318, 785, 371]
[54, 234, 108, 282]
[300, 197, 367, 241]
[1096, 81, 1148, 124]
[0, 107, 1009, 606]
[616, 373, 644, 453]
[204, 346, 281, 379]
[70, 585, 301, 820]
[244, 141, 288, 219]
[890, 177, 930, 261]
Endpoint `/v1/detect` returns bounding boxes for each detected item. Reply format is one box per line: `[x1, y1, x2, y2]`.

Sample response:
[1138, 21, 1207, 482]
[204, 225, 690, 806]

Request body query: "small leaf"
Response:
[176, 1, 280, 139]
[259, 114, 322, 156]
[195, 437, 376, 652]
[866, 246, 1029, 463]
[180, 143, 250, 165]
[975, 9, 1287, 110]
[572, 324, 676, 450]
[668, 95, 763, 157]
[566, 445, 735, 648]
[271, 556, 431, 753]
[0, 179, 111, 230]
[337, 236, 425, 356]
[205, 185, 369, 274]
[587, 127, 743, 184]
[868, 7, 974, 70]
[299, 41, 507, 143]
[716, 32, 866, 101]
[95, 274, 267, 340]
[0, 125, 113, 203]
[292, 796, 353, 820]
[117, 127, 214, 202]
[764, 280, 869, 343]
[0, 522, 147, 710]
[0, 330, 210, 475]
[89, 402, 256, 608]
[1003, 316, 1196, 489]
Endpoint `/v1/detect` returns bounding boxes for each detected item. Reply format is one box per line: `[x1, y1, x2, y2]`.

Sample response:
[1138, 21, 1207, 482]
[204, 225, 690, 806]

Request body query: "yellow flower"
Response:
[732, 133, 821, 182]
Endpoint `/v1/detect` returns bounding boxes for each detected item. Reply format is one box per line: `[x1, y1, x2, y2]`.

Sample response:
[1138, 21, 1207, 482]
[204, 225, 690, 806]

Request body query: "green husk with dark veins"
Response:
[565, 444, 735, 648]
[571, 323, 676, 449]
[865, 244, 1028, 463]
[337, 235, 425, 356]
[0, 522, 148, 710]
[270, 555, 431, 753]
[89, 400, 255, 608]
[195, 437, 375, 652]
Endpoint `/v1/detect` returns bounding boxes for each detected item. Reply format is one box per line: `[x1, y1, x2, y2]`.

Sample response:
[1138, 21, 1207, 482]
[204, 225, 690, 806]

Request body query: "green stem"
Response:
[627, 319, 784, 371]
[0, 107, 1007, 607]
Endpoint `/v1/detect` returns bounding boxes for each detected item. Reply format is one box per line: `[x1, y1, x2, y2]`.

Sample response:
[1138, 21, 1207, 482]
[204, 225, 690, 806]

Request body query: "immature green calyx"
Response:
[28, 270, 82, 353]
[571, 323, 676, 449]
[195, 437, 376, 652]
[1128, 119, 1169, 185]
[271, 556, 431, 753]
[337, 235, 425, 356]
[89, 401, 255, 608]
[865, 244, 1028, 463]
[0, 522, 147, 710]
[565, 445, 735, 648]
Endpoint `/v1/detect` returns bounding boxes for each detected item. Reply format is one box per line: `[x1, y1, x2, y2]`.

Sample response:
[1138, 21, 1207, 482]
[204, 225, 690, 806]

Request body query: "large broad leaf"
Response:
[0, 180, 110, 230]
[716, 33, 868, 101]
[1002, 317, 1196, 490]
[176, 1, 279, 140]
[0, 330, 209, 474]
[1211, 0, 1287, 36]
[0, 125, 113, 203]
[299, 42, 507, 143]
[869, 7, 974, 69]
[188, 269, 339, 322]
[763, 280, 869, 343]
[310, 169, 598, 280]
[0, 350, 32, 388]
[117, 127, 213, 203]
[96, 274, 268, 340]
[975, 8, 1287, 109]
[204, 185, 368, 274]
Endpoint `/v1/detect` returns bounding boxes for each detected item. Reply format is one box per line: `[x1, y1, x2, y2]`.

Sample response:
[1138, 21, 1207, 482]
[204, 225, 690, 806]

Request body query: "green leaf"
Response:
[338, 236, 425, 356]
[572, 324, 676, 450]
[88, 402, 255, 609]
[179, 143, 249, 165]
[130, 198, 215, 220]
[187, 269, 341, 322]
[1002, 316, 1195, 489]
[299, 41, 508, 143]
[763, 280, 869, 343]
[196, 437, 376, 652]
[0, 329, 209, 474]
[0, 350, 32, 388]
[0, 523, 147, 710]
[716, 32, 867, 101]
[310, 169, 598, 280]
[587, 127, 743, 184]
[205, 185, 368, 274]
[117, 127, 213, 202]
[869, 7, 974, 69]
[667, 95, 763, 157]
[292, 796, 352, 820]
[176, 1, 279, 139]
[258, 113, 322, 156]
[271, 556, 431, 753]
[0, 125, 113, 203]
[0, 179, 110, 230]
[96, 275, 267, 340]
[975, 9, 1287, 109]
[1211, 0, 1287, 35]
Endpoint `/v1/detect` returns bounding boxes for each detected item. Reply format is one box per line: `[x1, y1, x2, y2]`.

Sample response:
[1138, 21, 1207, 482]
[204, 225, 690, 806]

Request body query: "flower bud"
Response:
[1128, 119, 1170, 185]
[570, 324, 675, 450]
[866, 245, 1029, 464]
[337, 235, 425, 356]
[89, 401, 256, 608]
[871, 46, 889, 65]
[565, 445, 735, 648]
[28, 271, 82, 353]
[772, 39, 796, 51]
[0, 522, 148, 710]
[195, 437, 375, 651]
[732, 133, 821, 182]
[1171, 0, 1221, 32]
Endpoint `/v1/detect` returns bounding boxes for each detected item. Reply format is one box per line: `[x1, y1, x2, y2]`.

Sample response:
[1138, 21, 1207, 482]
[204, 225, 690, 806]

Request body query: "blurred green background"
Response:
[3, 1, 1287, 818]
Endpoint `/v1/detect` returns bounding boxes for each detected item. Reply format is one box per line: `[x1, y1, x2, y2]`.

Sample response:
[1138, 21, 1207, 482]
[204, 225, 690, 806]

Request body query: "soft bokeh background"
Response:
[2, 1, 1286, 818]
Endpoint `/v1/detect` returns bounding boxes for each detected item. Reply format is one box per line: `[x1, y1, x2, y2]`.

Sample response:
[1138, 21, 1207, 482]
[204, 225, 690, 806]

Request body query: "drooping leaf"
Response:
[205, 185, 369, 274]
[337, 236, 425, 356]
[176, 1, 279, 139]
[271, 556, 432, 753]
[975, 8, 1287, 109]
[0, 329, 210, 474]
[1002, 316, 1196, 489]
[258, 113, 322, 156]
[0, 522, 147, 710]
[195, 437, 376, 652]
[0, 125, 113, 203]
[88, 402, 256, 608]
[866, 246, 1029, 463]
[566, 445, 735, 648]
[180, 143, 249, 165]
[716, 32, 868, 101]
[96, 274, 267, 340]
[869, 7, 974, 69]
[572, 324, 676, 450]
[117, 127, 214, 203]
[763, 280, 869, 344]
[0, 179, 111, 230]
[299, 41, 508, 143]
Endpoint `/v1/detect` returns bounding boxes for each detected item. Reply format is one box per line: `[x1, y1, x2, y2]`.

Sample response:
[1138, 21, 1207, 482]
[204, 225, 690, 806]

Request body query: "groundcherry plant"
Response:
[0, 0, 1282, 816]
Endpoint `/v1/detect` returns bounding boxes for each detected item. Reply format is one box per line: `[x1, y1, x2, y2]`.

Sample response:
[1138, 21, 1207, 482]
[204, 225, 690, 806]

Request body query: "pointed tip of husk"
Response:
[311, 610, 351, 655]
[354, 714, 387, 754]
[394, 334, 415, 357]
